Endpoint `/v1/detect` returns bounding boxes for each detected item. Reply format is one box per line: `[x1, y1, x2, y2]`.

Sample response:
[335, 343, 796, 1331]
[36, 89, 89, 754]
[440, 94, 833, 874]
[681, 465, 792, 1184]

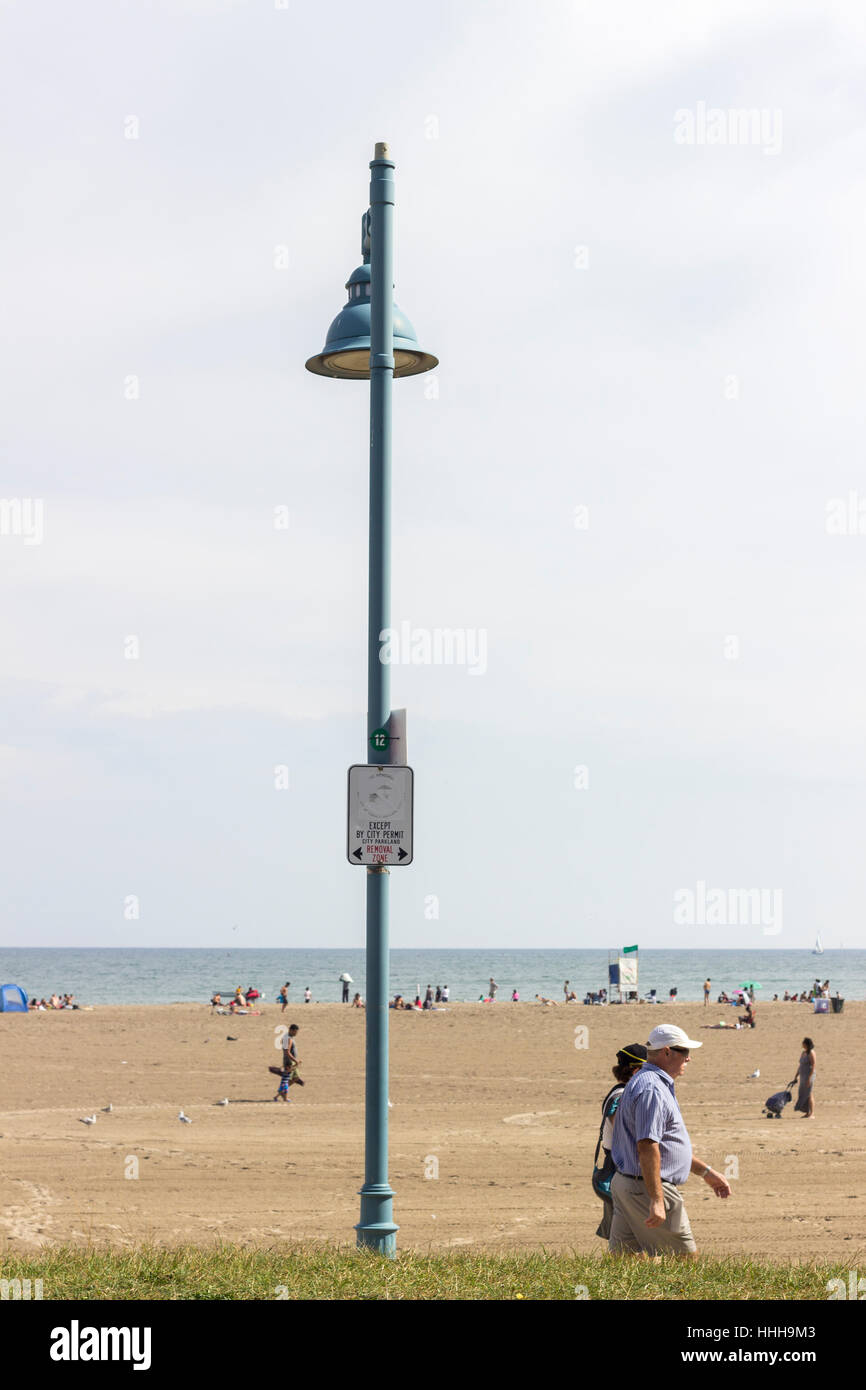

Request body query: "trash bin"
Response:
[830, 997, 844, 1014]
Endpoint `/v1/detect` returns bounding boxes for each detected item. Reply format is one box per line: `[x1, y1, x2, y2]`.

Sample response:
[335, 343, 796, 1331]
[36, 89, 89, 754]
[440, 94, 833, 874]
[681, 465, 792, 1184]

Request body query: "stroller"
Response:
[763, 1085, 793, 1119]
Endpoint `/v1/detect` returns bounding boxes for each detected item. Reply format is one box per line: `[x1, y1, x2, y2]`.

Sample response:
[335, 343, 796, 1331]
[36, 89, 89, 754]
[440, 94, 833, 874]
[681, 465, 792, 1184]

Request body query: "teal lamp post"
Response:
[306, 143, 437, 1255]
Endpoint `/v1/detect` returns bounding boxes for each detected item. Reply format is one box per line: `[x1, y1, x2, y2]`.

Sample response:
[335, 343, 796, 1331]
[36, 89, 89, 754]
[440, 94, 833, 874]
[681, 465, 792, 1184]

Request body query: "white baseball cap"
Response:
[647, 1024, 702, 1050]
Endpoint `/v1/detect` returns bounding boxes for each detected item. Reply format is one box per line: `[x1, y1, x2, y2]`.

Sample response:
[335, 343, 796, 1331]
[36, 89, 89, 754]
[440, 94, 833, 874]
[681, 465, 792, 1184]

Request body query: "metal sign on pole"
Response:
[347, 764, 414, 865]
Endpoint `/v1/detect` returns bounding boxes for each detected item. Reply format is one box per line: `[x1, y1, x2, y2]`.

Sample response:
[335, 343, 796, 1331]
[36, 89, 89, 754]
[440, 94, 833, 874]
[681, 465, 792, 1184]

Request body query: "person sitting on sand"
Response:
[210, 992, 222, 1008]
[535, 994, 558, 1006]
[351, 993, 364, 1008]
[391, 995, 405, 1009]
[49, 993, 61, 1010]
[511, 989, 520, 1002]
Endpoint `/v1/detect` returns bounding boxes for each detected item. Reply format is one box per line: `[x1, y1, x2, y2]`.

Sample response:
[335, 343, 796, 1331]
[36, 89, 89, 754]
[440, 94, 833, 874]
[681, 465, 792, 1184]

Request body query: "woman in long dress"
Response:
[793, 1037, 816, 1117]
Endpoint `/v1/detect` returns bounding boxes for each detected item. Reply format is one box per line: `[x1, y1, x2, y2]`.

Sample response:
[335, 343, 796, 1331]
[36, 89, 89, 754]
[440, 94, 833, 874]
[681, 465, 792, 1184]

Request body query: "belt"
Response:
[617, 1172, 682, 1185]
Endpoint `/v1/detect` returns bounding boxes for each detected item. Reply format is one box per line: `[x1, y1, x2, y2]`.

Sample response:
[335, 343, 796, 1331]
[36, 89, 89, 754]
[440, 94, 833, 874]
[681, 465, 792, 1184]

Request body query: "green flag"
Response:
[623, 944, 638, 953]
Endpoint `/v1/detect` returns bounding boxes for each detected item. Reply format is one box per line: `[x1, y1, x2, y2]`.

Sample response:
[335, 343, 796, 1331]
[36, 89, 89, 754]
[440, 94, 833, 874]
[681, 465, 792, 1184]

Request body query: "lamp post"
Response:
[306, 143, 437, 1255]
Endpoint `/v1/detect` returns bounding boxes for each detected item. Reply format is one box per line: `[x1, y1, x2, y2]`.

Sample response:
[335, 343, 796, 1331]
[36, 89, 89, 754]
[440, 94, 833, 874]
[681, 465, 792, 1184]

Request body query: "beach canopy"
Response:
[0, 983, 28, 1013]
[741, 982, 762, 990]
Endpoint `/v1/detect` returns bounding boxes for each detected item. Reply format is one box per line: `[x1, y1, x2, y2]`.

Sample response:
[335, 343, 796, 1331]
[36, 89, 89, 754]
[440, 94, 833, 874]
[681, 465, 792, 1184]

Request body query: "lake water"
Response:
[1, 947, 861, 1006]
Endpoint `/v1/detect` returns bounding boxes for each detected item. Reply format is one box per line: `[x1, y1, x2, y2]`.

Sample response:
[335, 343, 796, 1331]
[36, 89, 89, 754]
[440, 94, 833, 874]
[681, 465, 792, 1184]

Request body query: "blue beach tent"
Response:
[0, 984, 28, 1012]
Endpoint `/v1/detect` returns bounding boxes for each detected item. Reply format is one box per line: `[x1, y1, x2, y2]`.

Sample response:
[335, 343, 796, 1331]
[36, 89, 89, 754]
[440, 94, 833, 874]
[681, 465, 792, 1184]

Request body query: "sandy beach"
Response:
[1, 1001, 863, 1261]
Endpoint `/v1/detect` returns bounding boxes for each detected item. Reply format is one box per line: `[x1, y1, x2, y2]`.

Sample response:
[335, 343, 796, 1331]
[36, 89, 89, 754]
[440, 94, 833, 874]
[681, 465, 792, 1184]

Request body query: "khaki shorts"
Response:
[608, 1171, 697, 1255]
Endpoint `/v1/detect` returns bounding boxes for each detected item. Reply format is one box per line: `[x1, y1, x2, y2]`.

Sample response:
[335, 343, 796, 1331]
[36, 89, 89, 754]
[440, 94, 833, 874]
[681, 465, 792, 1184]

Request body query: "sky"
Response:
[2, 0, 865, 949]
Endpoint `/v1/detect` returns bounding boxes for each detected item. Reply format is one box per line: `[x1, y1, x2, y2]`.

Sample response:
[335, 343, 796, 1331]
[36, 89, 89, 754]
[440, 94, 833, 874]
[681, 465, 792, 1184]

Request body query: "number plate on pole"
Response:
[347, 764, 414, 866]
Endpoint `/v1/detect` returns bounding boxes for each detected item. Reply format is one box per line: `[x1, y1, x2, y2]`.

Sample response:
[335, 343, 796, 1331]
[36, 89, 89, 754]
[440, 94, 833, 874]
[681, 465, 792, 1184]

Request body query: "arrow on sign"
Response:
[352, 847, 363, 861]
[397, 847, 408, 861]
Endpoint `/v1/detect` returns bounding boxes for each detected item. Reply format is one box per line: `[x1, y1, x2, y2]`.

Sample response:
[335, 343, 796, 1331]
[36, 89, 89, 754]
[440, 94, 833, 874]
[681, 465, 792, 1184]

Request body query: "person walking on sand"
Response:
[593, 1043, 648, 1239]
[703, 978, 711, 1006]
[609, 1024, 732, 1257]
[280, 983, 290, 1012]
[273, 1064, 294, 1102]
[488, 978, 498, 1001]
[304, 987, 312, 1004]
[281, 1023, 304, 1085]
[792, 1037, 816, 1118]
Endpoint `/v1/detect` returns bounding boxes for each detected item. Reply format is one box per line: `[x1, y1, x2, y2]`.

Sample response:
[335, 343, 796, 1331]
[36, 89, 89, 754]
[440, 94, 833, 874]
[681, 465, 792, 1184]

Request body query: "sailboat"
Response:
[812, 933, 824, 955]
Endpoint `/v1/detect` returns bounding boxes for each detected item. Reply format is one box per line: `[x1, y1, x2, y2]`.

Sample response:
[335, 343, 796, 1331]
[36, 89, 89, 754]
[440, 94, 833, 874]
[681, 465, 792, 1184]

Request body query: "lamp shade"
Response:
[305, 264, 438, 380]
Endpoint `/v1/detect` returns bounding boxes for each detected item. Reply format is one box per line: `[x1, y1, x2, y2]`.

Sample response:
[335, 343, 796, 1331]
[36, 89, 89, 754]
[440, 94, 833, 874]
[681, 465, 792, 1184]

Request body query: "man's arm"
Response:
[690, 1155, 732, 1198]
[637, 1139, 666, 1226]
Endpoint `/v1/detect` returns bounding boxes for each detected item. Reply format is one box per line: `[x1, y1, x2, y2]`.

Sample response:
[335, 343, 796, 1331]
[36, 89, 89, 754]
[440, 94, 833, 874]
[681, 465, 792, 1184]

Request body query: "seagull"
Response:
[749, 1069, 760, 1078]
[216, 1098, 229, 1106]
[101, 1104, 113, 1113]
[79, 1115, 97, 1125]
[178, 1111, 192, 1123]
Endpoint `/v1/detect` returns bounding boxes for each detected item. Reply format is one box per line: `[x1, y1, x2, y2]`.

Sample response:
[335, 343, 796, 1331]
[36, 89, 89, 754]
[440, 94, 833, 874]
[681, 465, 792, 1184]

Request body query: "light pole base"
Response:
[356, 1185, 398, 1257]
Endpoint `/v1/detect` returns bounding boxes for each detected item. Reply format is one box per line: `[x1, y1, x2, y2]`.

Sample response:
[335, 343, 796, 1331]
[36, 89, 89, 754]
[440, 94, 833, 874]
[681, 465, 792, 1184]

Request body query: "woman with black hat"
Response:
[592, 1042, 648, 1238]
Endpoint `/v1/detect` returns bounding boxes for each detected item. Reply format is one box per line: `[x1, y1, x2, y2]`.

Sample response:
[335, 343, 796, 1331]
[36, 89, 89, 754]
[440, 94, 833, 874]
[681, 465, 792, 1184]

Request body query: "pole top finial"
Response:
[374, 141, 390, 160]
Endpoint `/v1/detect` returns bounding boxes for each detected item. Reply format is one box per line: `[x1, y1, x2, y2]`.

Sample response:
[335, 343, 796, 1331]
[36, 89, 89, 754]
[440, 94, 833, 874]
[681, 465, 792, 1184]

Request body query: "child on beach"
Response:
[273, 1066, 294, 1102]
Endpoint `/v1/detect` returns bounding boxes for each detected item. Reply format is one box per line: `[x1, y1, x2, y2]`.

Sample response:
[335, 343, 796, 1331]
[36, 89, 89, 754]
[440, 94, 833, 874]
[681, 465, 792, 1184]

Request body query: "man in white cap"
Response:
[609, 1024, 731, 1255]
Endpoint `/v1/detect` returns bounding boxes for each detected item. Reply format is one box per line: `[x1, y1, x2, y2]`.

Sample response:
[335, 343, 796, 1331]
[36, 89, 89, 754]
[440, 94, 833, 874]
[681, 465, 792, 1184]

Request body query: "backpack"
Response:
[592, 1084, 624, 1197]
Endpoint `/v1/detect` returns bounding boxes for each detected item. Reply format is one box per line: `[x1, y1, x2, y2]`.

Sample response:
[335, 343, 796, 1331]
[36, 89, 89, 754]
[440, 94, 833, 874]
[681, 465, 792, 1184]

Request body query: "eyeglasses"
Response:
[671, 1047, 690, 1057]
